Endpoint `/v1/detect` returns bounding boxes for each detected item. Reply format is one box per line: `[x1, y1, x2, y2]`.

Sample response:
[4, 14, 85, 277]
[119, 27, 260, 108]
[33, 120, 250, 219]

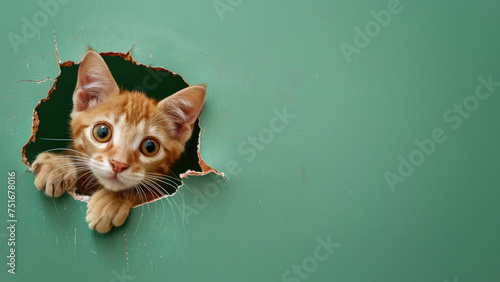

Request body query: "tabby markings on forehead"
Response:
[130, 121, 146, 150]
[111, 115, 127, 147]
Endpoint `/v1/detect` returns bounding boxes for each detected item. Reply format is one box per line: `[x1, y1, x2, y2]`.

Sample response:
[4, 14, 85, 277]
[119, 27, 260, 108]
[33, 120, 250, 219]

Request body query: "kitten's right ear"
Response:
[72, 50, 119, 112]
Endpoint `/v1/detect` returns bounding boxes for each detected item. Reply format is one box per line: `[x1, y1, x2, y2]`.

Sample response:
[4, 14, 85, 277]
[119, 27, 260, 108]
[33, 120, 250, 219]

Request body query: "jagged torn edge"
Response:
[21, 37, 226, 205]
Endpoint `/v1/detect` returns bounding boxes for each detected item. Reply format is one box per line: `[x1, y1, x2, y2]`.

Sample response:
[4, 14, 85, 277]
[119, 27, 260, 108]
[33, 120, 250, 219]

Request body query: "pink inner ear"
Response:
[177, 122, 192, 137]
[167, 100, 204, 142]
[172, 106, 197, 136]
[184, 106, 202, 125]
[157, 85, 206, 141]
[72, 50, 119, 113]
[74, 90, 93, 112]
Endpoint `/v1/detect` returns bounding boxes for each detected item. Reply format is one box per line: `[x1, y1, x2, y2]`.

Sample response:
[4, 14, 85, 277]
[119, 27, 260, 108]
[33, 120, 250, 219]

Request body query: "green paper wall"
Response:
[1, 0, 499, 281]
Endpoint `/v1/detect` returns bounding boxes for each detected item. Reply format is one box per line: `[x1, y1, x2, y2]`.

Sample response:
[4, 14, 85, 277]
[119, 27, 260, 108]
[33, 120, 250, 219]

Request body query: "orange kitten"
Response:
[31, 49, 206, 233]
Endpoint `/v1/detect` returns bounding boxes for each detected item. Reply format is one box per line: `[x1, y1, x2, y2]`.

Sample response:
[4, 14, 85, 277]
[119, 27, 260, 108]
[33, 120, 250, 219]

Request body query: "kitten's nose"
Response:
[109, 160, 129, 174]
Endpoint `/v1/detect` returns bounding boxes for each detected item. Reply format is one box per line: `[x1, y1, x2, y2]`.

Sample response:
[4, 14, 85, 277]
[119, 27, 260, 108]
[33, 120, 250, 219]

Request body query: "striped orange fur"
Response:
[31, 49, 206, 233]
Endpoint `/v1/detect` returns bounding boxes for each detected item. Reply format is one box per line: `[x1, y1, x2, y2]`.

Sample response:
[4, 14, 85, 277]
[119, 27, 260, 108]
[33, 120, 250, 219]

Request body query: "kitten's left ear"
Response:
[158, 85, 207, 143]
[72, 49, 119, 113]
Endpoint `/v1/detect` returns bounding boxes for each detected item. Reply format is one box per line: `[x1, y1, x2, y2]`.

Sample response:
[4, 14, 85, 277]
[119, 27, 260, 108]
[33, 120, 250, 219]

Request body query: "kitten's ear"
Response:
[158, 85, 207, 143]
[72, 49, 119, 112]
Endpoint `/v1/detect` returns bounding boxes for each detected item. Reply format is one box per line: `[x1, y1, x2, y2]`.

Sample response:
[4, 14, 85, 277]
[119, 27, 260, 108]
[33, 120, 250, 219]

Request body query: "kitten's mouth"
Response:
[107, 173, 129, 186]
[110, 175, 122, 182]
[94, 172, 131, 192]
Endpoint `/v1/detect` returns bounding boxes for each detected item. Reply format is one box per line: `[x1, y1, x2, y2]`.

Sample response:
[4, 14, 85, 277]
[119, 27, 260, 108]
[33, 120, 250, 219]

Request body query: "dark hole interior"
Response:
[24, 55, 202, 199]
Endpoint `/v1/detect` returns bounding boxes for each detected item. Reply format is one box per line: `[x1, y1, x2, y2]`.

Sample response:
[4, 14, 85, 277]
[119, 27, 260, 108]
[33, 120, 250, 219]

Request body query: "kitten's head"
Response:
[70, 50, 206, 192]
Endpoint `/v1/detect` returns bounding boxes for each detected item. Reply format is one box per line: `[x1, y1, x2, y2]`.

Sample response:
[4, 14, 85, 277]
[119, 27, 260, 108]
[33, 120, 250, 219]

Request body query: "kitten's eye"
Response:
[140, 139, 160, 156]
[92, 123, 112, 142]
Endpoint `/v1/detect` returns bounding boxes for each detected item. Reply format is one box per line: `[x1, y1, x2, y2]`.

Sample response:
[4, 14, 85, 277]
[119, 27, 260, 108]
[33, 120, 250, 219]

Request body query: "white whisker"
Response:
[38, 138, 73, 141]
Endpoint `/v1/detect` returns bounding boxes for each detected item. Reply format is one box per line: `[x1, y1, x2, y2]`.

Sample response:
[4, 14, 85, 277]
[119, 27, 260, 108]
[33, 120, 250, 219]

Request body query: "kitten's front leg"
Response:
[86, 189, 132, 233]
[31, 152, 78, 197]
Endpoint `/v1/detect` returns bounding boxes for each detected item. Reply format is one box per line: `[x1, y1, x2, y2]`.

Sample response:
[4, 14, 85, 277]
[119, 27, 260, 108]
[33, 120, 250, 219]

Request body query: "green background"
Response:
[1, 0, 499, 281]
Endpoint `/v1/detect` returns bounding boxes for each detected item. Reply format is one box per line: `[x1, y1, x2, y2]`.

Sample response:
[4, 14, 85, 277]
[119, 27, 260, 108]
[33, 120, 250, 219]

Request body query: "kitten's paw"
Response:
[86, 189, 132, 233]
[31, 152, 77, 197]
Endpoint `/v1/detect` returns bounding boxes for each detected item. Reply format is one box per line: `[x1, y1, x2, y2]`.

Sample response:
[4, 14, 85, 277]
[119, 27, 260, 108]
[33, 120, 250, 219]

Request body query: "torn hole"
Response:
[22, 49, 224, 207]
